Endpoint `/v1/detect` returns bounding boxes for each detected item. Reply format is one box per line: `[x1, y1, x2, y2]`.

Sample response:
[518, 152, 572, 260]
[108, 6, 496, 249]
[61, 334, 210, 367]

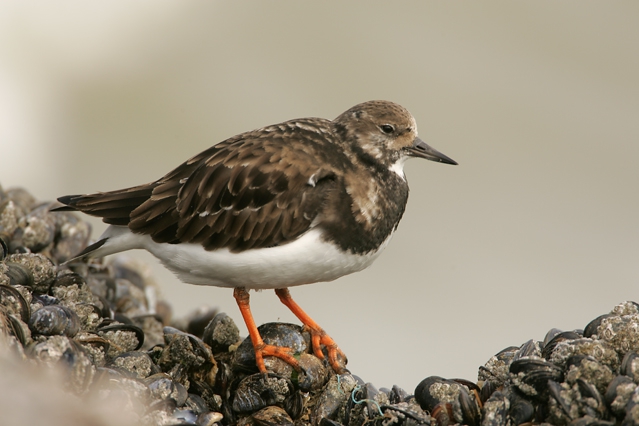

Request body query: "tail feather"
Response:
[54, 184, 155, 226]
[65, 225, 145, 263]
[70, 238, 108, 260]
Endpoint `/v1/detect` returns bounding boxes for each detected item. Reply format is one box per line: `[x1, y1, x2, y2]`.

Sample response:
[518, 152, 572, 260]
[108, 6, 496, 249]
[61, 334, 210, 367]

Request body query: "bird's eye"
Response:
[380, 124, 395, 134]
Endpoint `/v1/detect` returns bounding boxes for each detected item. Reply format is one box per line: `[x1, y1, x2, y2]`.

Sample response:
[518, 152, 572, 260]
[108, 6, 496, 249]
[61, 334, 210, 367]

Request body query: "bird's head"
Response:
[334, 100, 457, 175]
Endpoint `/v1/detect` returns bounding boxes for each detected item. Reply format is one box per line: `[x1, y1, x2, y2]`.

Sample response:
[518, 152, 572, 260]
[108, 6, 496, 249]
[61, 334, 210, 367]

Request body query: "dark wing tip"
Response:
[57, 195, 78, 205]
[50, 195, 80, 212]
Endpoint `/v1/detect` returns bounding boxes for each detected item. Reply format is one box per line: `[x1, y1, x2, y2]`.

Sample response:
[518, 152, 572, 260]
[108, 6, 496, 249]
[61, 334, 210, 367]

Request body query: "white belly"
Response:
[96, 226, 392, 289]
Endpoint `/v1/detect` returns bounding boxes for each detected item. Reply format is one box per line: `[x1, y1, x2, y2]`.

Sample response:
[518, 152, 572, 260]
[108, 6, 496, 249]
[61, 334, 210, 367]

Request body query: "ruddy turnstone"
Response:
[55, 100, 457, 374]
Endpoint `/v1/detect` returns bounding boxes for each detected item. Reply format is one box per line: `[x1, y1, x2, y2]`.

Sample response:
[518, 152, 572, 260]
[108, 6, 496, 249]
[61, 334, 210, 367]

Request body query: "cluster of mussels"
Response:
[2, 184, 639, 426]
[414, 302, 639, 426]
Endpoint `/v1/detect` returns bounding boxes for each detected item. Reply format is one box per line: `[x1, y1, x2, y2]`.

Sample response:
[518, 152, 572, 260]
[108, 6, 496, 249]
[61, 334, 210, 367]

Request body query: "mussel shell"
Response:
[50, 212, 91, 263]
[508, 389, 535, 425]
[112, 259, 147, 289]
[542, 331, 582, 359]
[59, 341, 96, 394]
[478, 391, 509, 426]
[85, 265, 117, 303]
[311, 374, 357, 425]
[163, 326, 212, 360]
[548, 380, 572, 419]
[495, 345, 520, 358]
[114, 278, 148, 317]
[32, 293, 60, 306]
[5, 254, 56, 292]
[388, 385, 409, 404]
[344, 382, 383, 425]
[566, 355, 614, 395]
[53, 272, 86, 288]
[158, 327, 213, 377]
[29, 305, 80, 337]
[131, 314, 165, 349]
[28, 335, 95, 394]
[453, 378, 481, 394]
[20, 211, 56, 252]
[283, 388, 304, 420]
[515, 339, 543, 360]
[259, 352, 329, 393]
[183, 393, 209, 414]
[0, 284, 30, 321]
[584, 315, 613, 338]
[94, 294, 113, 319]
[604, 375, 636, 418]
[202, 312, 240, 353]
[480, 380, 501, 404]
[566, 354, 593, 370]
[0, 232, 9, 260]
[478, 345, 519, 387]
[0, 199, 26, 240]
[144, 372, 189, 406]
[252, 405, 294, 426]
[114, 313, 135, 324]
[415, 376, 459, 411]
[568, 416, 615, 426]
[165, 408, 198, 425]
[1, 309, 30, 346]
[621, 351, 639, 382]
[89, 367, 151, 415]
[431, 402, 454, 426]
[509, 358, 564, 396]
[97, 322, 145, 352]
[231, 373, 295, 414]
[318, 419, 343, 426]
[148, 397, 177, 415]
[196, 411, 223, 426]
[376, 401, 431, 425]
[458, 385, 481, 426]
[5, 188, 36, 211]
[576, 378, 606, 418]
[109, 351, 159, 379]
[75, 333, 110, 352]
[543, 328, 565, 346]
[4, 262, 34, 288]
[189, 380, 223, 413]
[415, 376, 481, 426]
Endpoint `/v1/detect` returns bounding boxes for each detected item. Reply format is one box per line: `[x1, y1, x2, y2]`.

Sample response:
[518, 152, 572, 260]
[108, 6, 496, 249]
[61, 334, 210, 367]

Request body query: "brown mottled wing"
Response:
[128, 125, 340, 252]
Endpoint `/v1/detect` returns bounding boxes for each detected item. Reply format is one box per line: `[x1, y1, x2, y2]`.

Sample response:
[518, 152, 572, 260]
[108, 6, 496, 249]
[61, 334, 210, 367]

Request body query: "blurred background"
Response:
[1, 1, 638, 393]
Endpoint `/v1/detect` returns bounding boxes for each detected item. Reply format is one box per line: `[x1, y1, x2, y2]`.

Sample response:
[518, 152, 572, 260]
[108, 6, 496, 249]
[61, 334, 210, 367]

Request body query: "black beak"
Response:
[406, 137, 458, 165]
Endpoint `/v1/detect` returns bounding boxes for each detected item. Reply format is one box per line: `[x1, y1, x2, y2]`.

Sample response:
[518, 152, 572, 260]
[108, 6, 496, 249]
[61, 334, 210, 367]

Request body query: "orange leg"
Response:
[275, 288, 347, 373]
[233, 287, 301, 373]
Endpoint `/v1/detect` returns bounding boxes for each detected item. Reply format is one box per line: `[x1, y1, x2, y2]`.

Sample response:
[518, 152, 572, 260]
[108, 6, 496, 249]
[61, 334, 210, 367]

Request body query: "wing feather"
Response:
[59, 119, 344, 252]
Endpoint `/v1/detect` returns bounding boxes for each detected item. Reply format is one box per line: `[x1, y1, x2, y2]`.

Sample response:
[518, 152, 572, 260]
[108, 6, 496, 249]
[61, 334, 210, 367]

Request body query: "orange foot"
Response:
[275, 288, 347, 373]
[233, 287, 303, 373]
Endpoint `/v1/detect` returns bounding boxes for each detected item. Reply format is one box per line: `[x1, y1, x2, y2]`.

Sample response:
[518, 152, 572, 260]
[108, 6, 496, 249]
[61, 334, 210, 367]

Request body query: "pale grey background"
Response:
[1, 2, 638, 393]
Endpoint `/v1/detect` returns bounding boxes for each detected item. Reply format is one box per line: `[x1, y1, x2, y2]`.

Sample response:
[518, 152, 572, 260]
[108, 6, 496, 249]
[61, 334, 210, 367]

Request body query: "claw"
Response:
[276, 288, 348, 373]
[254, 342, 301, 373]
[235, 287, 308, 373]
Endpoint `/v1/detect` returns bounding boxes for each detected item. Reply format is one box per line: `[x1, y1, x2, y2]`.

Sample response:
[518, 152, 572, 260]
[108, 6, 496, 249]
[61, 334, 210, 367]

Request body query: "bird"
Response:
[54, 100, 457, 374]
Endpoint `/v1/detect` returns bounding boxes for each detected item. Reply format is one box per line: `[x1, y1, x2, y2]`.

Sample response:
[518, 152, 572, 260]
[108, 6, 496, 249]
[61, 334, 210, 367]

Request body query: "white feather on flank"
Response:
[91, 225, 395, 290]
